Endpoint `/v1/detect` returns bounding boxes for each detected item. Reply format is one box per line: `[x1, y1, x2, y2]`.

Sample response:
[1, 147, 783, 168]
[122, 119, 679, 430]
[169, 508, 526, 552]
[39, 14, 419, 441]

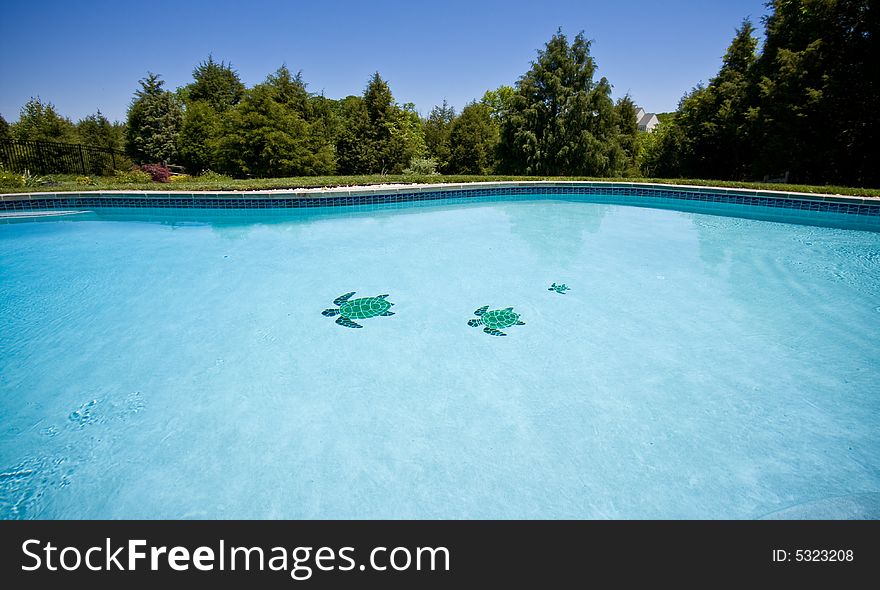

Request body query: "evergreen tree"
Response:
[753, 0, 879, 185]
[614, 95, 640, 176]
[177, 101, 221, 174]
[186, 56, 245, 112]
[214, 66, 335, 177]
[639, 116, 687, 178]
[0, 114, 9, 141]
[654, 1, 878, 186]
[126, 73, 183, 163]
[336, 73, 422, 174]
[76, 110, 125, 150]
[363, 72, 400, 174]
[424, 100, 456, 173]
[174, 57, 245, 172]
[396, 102, 427, 170]
[11, 97, 78, 143]
[448, 102, 498, 174]
[672, 20, 758, 179]
[497, 30, 625, 176]
[335, 96, 375, 174]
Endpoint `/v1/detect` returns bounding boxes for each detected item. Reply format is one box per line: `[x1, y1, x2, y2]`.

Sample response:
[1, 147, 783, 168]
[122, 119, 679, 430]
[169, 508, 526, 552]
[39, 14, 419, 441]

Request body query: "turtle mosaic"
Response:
[548, 283, 570, 294]
[467, 305, 525, 337]
[322, 292, 394, 328]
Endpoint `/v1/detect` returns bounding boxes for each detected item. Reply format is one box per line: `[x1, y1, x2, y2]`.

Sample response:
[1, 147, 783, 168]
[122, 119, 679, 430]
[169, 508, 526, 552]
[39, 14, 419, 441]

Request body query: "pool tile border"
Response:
[1, 181, 879, 219]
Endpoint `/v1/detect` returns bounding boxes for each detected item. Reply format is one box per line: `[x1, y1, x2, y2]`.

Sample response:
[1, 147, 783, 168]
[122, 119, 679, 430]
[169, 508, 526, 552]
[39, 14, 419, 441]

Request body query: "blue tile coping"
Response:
[2, 181, 879, 218]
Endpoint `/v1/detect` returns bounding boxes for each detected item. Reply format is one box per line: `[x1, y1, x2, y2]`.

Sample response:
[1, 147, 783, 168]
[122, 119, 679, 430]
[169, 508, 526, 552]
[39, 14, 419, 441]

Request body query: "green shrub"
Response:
[76, 176, 96, 186]
[0, 169, 25, 189]
[111, 169, 152, 184]
[402, 157, 438, 176]
[197, 170, 232, 182]
[111, 155, 136, 173]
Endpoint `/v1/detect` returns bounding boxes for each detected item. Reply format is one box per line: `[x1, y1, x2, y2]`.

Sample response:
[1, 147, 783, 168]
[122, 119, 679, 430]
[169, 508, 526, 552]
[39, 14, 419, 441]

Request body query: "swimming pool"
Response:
[1, 185, 879, 519]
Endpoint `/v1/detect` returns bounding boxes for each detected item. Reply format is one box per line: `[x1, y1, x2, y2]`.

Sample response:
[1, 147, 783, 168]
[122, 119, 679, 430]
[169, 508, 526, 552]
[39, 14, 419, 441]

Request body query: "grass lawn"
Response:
[3, 174, 880, 198]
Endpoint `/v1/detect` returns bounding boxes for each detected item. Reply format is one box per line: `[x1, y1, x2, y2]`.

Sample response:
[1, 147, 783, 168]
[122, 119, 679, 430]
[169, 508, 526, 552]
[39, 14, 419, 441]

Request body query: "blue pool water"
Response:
[1, 195, 879, 519]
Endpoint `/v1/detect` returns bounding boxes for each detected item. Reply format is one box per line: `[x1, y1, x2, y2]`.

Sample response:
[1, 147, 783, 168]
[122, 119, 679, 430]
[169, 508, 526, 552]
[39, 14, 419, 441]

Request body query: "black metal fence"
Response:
[0, 140, 126, 176]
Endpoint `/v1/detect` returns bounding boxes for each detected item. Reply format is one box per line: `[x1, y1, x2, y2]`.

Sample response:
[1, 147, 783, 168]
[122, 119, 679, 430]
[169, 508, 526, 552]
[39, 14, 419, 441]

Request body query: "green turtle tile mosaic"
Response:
[322, 292, 395, 329]
[467, 306, 526, 337]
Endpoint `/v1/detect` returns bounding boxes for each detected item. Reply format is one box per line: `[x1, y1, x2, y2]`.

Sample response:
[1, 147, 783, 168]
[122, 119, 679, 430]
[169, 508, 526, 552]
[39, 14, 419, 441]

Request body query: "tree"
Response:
[639, 117, 686, 178]
[186, 56, 245, 112]
[481, 85, 516, 122]
[177, 101, 221, 174]
[0, 114, 9, 141]
[497, 30, 626, 176]
[76, 110, 125, 150]
[335, 95, 375, 174]
[424, 100, 456, 173]
[677, 20, 758, 179]
[126, 73, 183, 163]
[654, 1, 879, 186]
[448, 102, 498, 174]
[752, 0, 879, 185]
[396, 102, 427, 171]
[362, 72, 401, 174]
[614, 95, 640, 176]
[214, 66, 335, 177]
[11, 97, 78, 143]
[336, 73, 423, 174]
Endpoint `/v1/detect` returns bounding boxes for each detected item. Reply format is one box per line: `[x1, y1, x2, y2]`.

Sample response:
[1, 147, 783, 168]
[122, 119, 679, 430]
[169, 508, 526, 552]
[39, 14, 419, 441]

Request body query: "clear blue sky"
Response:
[0, 0, 770, 124]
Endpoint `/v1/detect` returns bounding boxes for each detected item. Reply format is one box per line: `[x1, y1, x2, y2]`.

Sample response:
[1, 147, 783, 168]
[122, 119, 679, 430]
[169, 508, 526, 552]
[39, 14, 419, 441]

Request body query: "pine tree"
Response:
[336, 73, 422, 174]
[424, 100, 456, 173]
[126, 73, 183, 164]
[655, 1, 879, 186]
[498, 30, 625, 176]
[177, 101, 221, 174]
[363, 72, 399, 174]
[754, 0, 879, 185]
[186, 56, 245, 112]
[12, 97, 78, 143]
[448, 102, 498, 174]
[681, 20, 757, 179]
[76, 110, 124, 150]
[335, 96, 375, 174]
[214, 66, 335, 177]
[614, 95, 640, 176]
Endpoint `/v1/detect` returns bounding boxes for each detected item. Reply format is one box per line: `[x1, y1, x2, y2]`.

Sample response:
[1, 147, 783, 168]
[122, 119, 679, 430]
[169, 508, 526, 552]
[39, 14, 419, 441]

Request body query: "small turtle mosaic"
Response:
[548, 283, 570, 294]
[322, 292, 395, 328]
[467, 305, 525, 337]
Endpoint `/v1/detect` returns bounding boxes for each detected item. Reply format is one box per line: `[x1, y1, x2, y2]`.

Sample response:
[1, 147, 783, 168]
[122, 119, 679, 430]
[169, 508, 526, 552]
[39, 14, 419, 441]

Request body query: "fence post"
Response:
[38, 142, 47, 175]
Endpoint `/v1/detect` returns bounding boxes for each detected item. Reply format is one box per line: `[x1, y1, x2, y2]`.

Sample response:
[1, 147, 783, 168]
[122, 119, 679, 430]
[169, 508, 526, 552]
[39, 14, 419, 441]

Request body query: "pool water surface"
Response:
[1, 196, 879, 519]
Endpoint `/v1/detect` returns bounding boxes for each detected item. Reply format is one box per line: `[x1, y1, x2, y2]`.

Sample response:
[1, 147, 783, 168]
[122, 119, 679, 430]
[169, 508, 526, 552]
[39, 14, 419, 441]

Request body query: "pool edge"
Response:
[2, 181, 879, 224]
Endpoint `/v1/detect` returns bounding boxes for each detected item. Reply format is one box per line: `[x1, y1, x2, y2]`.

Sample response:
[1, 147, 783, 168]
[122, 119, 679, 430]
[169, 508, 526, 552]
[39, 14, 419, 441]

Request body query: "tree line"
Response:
[643, 0, 878, 187]
[2, 0, 876, 187]
[0, 99, 126, 152]
[124, 33, 642, 179]
[1, 31, 640, 179]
